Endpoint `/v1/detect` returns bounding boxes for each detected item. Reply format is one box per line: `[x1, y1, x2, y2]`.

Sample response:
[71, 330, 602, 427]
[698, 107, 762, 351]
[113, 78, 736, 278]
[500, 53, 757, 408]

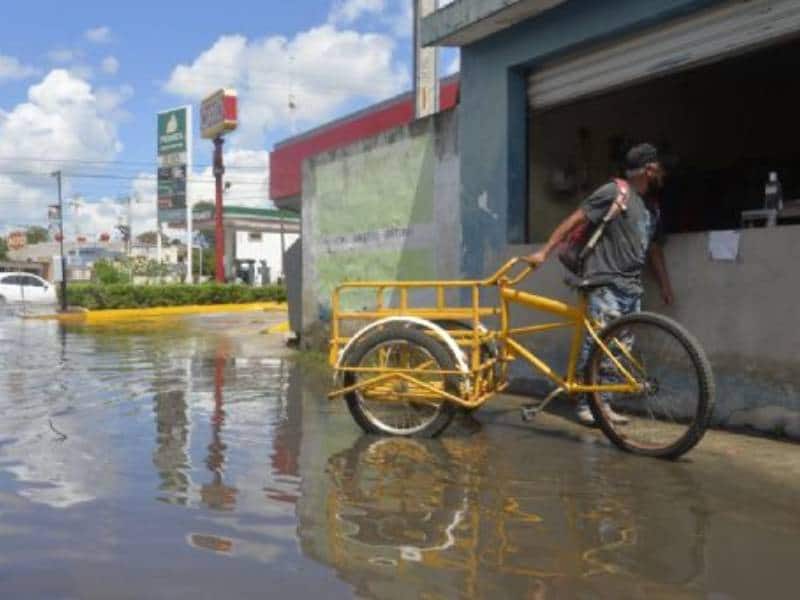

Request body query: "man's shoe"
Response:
[604, 404, 630, 425]
[576, 404, 596, 427]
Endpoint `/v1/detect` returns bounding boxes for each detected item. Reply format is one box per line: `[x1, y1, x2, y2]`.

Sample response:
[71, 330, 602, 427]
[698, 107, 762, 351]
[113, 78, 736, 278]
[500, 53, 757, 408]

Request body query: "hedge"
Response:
[65, 283, 286, 310]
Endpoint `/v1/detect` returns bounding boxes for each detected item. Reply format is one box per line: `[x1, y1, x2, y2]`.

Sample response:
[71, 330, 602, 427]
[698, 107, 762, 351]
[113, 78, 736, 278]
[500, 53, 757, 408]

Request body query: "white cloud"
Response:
[191, 149, 270, 209]
[0, 69, 127, 236]
[67, 64, 94, 80]
[47, 48, 78, 64]
[384, 0, 413, 38]
[165, 26, 409, 147]
[329, 0, 385, 25]
[0, 54, 38, 83]
[85, 26, 112, 44]
[101, 55, 120, 75]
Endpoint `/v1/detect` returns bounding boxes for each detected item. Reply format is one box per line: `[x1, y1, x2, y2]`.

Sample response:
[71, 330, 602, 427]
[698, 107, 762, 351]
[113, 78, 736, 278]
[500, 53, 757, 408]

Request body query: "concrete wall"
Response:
[452, 0, 800, 438]
[486, 225, 800, 437]
[301, 109, 460, 336]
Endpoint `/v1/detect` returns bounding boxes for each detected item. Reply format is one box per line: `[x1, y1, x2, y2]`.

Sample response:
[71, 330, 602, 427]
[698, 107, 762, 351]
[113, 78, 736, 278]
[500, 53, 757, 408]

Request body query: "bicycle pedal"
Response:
[520, 405, 539, 422]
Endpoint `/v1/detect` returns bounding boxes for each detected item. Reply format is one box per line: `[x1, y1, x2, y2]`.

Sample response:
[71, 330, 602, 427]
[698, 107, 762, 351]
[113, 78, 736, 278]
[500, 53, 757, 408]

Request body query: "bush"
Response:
[65, 283, 286, 310]
[93, 260, 131, 285]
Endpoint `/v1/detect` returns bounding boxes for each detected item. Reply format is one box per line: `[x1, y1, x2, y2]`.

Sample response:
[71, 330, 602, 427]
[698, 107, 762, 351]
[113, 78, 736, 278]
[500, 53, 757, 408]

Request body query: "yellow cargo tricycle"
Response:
[328, 258, 714, 459]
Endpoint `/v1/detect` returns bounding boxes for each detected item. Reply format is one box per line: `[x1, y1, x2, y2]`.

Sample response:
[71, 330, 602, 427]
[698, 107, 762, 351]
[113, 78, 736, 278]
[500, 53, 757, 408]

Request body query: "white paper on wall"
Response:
[708, 230, 740, 261]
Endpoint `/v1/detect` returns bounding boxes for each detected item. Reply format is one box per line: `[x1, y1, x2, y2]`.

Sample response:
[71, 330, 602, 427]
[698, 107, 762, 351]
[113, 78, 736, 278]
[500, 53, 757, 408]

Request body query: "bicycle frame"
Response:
[329, 258, 644, 409]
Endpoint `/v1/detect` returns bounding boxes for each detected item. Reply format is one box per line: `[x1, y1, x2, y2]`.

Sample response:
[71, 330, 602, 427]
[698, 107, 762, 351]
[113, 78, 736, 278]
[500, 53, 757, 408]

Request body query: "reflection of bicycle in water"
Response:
[329, 258, 715, 459]
[316, 436, 712, 597]
[326, 437, 471, 566]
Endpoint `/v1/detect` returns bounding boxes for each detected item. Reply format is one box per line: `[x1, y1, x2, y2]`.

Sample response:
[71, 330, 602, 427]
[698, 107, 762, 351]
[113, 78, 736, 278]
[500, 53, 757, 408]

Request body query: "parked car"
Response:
[0, 272, 58, 305]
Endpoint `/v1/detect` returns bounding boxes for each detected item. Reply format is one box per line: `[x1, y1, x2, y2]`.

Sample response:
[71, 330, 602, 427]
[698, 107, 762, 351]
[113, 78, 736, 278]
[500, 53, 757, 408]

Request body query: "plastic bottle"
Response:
[764, 172, 783, 211]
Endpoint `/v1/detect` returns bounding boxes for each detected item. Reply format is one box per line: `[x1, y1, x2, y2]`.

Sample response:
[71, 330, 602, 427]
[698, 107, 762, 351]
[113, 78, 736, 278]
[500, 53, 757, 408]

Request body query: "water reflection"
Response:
[1, 313, 798, 598]
[153, 389, 191, 506]
[299, 433, 713, 598]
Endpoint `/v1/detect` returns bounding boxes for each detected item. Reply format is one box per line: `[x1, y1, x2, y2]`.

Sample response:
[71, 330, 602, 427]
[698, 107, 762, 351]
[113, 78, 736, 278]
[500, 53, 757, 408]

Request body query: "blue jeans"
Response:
[577, 286, 642, 409]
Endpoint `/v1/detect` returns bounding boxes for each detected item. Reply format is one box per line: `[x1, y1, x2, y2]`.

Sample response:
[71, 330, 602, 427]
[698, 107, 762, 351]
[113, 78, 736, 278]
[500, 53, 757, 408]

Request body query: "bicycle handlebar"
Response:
[481, 257, 537, 287]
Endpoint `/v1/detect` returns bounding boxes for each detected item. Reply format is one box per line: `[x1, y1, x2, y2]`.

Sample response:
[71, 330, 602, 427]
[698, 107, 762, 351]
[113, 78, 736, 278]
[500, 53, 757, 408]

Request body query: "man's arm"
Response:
[525, 208, 588, 266]
[648, 242, 674, 305]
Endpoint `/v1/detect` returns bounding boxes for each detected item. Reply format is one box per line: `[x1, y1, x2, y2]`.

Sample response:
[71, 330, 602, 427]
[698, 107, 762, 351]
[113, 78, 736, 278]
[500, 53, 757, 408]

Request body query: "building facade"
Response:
[418, 0, 800, 435]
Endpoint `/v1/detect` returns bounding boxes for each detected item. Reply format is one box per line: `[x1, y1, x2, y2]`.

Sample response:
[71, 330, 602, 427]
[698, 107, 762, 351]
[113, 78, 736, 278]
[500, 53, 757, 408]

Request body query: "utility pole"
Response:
[51, 170, 67, 312]
[279, 216, 286, 282]
[213, 136, 225, 283]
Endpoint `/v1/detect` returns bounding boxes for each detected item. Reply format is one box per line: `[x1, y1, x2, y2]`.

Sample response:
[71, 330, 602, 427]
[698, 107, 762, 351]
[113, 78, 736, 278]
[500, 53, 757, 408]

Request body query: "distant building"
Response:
[189, 205, 300, 284]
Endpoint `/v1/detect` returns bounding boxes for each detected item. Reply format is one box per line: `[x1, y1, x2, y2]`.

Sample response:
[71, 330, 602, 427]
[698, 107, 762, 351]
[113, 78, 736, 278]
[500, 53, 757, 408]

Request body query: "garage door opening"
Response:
[527, 36, 800, 242]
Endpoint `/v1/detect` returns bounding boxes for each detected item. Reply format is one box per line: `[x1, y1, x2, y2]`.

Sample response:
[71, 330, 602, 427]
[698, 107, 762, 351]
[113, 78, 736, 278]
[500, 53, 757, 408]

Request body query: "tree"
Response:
[136, 231, 168, 245]
[116, 224, 131, 242]
[93, 259, 131, 285]
[0, 237, 8, 261]
[192, 247, 215, 279]
[26, 226, 50, 244]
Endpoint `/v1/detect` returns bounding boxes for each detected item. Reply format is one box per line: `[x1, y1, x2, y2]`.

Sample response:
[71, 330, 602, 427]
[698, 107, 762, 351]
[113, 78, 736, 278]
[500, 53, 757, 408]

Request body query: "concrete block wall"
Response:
[301, 109, 461, 341]
[487, 226, 800, 438]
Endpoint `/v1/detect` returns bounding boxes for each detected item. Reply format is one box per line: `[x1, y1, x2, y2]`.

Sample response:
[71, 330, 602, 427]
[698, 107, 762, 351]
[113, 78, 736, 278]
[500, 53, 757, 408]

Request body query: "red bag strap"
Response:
[611, 178, 630, 213]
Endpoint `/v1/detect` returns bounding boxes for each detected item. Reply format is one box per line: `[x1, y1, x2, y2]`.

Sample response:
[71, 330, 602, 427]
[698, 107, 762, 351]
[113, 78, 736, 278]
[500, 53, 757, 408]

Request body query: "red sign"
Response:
[201, 89, 238, 139]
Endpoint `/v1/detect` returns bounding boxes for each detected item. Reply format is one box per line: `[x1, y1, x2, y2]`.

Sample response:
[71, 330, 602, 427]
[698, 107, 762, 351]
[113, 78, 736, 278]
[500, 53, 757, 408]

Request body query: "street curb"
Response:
[28, 302, 287, 324]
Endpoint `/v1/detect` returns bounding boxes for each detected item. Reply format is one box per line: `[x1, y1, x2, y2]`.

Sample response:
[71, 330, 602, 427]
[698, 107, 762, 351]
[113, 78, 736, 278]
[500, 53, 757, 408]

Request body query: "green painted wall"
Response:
[311, 133, 435, 238]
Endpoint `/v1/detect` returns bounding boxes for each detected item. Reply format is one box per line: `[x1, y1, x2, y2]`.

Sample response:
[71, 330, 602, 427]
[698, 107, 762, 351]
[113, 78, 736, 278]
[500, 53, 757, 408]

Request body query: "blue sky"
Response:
[0, 0, 458, 238]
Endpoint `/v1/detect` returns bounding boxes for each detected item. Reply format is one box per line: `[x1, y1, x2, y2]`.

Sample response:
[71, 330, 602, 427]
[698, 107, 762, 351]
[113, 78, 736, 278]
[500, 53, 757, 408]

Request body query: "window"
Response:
[1, 275, 23, 285]
[527, 39, 800, 239]
[248, 233, 263, 242]
[20, 275, 44, 288]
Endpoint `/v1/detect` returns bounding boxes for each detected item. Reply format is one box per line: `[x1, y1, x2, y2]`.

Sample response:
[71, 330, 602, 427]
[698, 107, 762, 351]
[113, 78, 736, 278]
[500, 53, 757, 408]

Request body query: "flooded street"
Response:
[0, 312, 797, 599]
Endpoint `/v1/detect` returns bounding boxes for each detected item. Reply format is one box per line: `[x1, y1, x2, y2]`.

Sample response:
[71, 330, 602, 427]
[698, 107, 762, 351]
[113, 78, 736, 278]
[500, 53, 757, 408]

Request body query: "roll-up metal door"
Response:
[528, 0, 800, 110]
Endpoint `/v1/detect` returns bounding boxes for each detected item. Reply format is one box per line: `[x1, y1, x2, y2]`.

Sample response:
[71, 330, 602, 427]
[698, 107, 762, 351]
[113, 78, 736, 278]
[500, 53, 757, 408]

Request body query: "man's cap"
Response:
[626, 143, 660, 171]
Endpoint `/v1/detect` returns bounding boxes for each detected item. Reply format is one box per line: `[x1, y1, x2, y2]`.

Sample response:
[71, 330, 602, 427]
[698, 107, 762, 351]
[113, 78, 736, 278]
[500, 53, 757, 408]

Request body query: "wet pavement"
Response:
[0, 311, 798, 599]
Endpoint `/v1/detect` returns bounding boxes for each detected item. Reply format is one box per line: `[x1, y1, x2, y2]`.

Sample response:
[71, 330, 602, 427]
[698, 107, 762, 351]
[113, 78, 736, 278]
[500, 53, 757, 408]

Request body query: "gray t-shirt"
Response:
[580, 181, 661, 296]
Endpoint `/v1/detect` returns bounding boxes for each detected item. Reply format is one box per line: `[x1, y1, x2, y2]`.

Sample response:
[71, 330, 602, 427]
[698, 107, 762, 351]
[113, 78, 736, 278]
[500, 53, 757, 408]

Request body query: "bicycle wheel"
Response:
[343, 323, 459, 437]
[584, 312, 715, 459]
[432, 319, 498, 413]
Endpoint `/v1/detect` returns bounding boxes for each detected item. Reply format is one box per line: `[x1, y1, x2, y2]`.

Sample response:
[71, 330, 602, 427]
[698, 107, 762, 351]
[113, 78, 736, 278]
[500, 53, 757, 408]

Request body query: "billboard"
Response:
[201, 89, 238, 139]
[157, 106, 192, 224]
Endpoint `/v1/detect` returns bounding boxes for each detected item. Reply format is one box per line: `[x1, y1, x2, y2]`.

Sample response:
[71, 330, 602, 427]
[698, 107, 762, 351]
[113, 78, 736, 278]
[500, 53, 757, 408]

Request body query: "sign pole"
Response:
[213, 135, 225, 283]
[52, 170, 67, 312]
[185, 105, 193, 284]
[200, 88, 237, 284]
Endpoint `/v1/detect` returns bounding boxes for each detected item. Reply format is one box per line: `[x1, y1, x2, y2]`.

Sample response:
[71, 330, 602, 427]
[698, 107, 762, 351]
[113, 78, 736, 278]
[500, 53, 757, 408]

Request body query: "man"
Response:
[525, 143, 674, 426]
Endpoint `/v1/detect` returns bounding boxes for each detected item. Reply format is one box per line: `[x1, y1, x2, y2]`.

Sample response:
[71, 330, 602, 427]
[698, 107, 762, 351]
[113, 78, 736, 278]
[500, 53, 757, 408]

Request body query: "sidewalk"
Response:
[482, 393, 800, 496]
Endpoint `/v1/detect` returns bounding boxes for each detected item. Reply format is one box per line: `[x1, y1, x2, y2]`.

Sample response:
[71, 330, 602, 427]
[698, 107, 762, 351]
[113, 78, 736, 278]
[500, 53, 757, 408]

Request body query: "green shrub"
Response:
[65, 283, 286, 310]
[93, 259, 131, 285]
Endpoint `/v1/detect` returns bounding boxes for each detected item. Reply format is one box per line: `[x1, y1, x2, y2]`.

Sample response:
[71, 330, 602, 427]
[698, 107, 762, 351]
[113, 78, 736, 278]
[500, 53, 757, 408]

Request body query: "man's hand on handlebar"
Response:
[523, 250, 548, 267]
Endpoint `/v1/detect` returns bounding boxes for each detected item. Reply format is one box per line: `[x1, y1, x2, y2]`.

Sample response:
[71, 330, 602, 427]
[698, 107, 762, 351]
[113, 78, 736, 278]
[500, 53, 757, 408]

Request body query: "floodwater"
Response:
[0, 312, 797, 599]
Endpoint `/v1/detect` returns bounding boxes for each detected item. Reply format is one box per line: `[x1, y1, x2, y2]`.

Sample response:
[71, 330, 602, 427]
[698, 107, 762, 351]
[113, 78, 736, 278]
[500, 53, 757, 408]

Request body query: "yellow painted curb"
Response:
[32, 302, 287, 324]
[262, 321, 291, 335]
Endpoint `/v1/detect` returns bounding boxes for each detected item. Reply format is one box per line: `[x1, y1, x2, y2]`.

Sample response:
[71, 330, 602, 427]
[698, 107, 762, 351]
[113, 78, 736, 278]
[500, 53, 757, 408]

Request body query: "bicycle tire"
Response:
[431, 319, 498, 413]
[584, 311, 715, 459]
[342, 323, 459, 438]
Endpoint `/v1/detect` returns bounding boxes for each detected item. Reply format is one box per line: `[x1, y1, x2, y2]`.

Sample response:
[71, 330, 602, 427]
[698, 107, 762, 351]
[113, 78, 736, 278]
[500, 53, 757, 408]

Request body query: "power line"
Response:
[0, 169, 266, 185]
[0, 156, 268, 171]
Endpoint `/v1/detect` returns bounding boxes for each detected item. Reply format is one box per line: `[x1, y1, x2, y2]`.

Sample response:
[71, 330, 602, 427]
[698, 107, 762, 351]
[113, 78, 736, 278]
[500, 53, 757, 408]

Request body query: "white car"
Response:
[0, 272, 58, 305]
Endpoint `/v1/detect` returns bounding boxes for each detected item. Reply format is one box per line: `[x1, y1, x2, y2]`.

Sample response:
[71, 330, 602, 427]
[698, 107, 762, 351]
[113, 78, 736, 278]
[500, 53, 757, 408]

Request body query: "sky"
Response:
[0, 0, 459, 241]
